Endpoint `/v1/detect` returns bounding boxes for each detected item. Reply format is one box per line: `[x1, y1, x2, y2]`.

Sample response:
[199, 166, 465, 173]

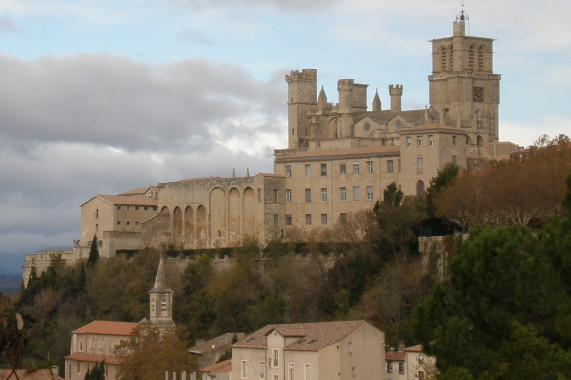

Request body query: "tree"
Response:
[114, 322, 196, 380]
[84, 360, 105, 380]
[412, 224, 570, 378]
[87, 234, 99, 267]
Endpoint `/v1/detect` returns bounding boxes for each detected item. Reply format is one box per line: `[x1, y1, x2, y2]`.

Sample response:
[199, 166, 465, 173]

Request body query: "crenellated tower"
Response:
[428, 9, 501, 146]
[285, 69, 317, 149]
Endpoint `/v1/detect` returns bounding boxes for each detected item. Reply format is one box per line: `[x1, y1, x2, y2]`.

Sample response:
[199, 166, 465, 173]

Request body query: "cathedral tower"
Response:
[428, 10, 501, 146]
[286, 69, 317, 149]
[149, 255, 175, 329]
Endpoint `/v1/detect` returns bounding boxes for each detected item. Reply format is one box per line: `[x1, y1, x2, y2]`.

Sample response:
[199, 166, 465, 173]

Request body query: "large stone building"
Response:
[231, 320, 385, 380]
[23, 13, 517, 267]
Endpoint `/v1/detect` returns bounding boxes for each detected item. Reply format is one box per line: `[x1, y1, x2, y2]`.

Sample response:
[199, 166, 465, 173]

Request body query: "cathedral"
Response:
[22, 14, 518, 269]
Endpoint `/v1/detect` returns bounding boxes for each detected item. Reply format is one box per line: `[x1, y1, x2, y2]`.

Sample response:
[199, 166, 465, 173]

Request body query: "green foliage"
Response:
[426, 162, 459, 218]
[412, 224, 571, 378]
[87, 235, 99, 267]
[84, 360, 105, 380]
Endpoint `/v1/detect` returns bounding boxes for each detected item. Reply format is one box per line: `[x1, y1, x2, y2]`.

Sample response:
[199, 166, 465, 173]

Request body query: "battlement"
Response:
[285, 68, 317, 82]
[389, 84, 403, 95]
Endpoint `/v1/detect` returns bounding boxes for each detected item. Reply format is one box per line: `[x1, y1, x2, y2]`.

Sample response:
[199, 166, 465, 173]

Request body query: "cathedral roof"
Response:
[354, 109, 426, 124]
[72, 320, 138, 336]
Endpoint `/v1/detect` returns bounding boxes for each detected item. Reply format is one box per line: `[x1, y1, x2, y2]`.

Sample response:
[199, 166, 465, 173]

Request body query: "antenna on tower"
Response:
[456, 1, 470, 34]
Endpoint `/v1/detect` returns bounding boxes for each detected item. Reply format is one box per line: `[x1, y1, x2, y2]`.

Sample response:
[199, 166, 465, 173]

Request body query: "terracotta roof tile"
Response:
[234, 320, 369, 352]
[72, 321, 138, 336]
[189, 333, 243, 354]
[275, 146, 400, 163]
[385, 351, 405, 361]
[64, 353, 121, 366]
[118, 188, 149, 196]
[198, 359, 232, 375]
[96, 195, 158, 207]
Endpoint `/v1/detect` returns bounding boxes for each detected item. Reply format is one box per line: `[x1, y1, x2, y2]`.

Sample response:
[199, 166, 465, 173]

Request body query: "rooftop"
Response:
[72, 321, 138, 336]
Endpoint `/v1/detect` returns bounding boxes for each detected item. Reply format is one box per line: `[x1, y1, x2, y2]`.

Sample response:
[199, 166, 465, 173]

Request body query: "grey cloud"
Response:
[0, 17, 19, 33]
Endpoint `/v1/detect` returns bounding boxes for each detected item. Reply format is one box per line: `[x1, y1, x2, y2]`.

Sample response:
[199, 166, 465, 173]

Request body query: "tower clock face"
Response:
[473, 87, 484, 102]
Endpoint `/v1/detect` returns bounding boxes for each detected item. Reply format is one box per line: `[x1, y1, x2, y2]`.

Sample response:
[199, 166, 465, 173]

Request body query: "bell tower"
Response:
[149, 255, 175, 329]
[428, 8, 501, 146]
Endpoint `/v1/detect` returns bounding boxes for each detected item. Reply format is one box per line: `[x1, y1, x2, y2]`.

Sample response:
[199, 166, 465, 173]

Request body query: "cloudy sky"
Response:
[0, 0, 569, 271]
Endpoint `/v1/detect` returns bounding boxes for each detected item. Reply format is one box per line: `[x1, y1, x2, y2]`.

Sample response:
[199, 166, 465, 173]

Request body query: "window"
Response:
[366, 161, 373, 173]
[305, 189, 311, 203]
[348, 342, 352, 353]
[304, 364, 311, 380]
[117, 221, 121, 225]
[135, 206, 139, 210]
[273, 189, 278, 203]
[320, 163, 327, 176]
[419, 370, 425, 380]
[452, 155, 457, 164]
[117, 206, 121, 210]
[452, 135, 457, 146]
[77, 363, 80, 373]
[398, 159, 401, 172]
[260, 361, 265, 379]
[257, 188, 261, 202]
[429, 135, 434, 146]
[95, 224, 98, 233]
[387, 160, 394, 173]
[321, 214, 328, 225]
[286, 189, 292, 203]
[274, 376, 279, 380]
[285, 165, 292, 177]
[321, 188, 327, 202]
[241, 360, 247, 378]
[417, 136, 423, 146]
[406, 137, 412, 147]
[399, 362, 405, 374]
[288, 363, 295, 380]
[340, 162, 346, 175]
[126, 221, 130, 226]
[417, 155, 423, 172]
[286, 215, 292, 226]
[353, 163, 360, 174]
[273, 349, 279, 367]
[305, 214, 312, 225]
[367, 186, 374, 201]
[126, 206, 130, 210]
[340, 213, 347, 222]
[274, 214, 279, 226]
[95, 209, 99, 218]
[305, 164, 311, 177]
[387, 361, 393, 373]
[353, 186, 360, 201]
[340, 187, 347, 201]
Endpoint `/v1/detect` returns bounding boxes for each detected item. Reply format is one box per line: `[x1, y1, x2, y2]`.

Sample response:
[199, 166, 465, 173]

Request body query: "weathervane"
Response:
[456, 0, 469, 22]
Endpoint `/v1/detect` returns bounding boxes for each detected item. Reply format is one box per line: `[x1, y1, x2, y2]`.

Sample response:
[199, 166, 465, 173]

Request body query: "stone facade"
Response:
[25, 16, 516, 269]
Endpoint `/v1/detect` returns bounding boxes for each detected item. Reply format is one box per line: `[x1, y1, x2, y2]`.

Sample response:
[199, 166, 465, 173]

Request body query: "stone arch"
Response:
[416, 180, 425, 198]
[440, 46, 447, 71]
[469, 44, 475, 70]
[184, 206, 194, 242]
[243, 187, 255, 240]
[173, 207, 182, 239]
[448, 45, 453, 71]
[466, 135, 472, 146]
[228, 187, 241, 246]
[196, 205, 207, 248]
[209, 187, 226, 247]
[477, 135, 484, 147]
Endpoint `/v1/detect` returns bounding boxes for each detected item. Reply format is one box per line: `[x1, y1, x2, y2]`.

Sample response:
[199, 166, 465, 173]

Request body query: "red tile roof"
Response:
[72, 321, 138, 336]
[198, 359, 232, 375]
[385, 351, 405, 361]
[64, 353, 121, 366]
[233, 320, 370, 352]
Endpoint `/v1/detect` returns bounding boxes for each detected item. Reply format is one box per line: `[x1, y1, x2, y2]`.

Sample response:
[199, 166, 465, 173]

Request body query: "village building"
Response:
[189, 333, 245, 370]
[385, 343, 436, 380]
[231, 320, 384, 380]
[64, 256, 175, 380]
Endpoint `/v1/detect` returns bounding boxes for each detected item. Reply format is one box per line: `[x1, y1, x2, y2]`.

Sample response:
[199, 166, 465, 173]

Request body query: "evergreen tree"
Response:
[84, 360, 105, 380]
[87, 234, 99, 267]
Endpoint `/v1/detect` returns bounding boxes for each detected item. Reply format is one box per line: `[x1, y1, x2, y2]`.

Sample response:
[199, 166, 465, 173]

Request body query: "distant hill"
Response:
[0, 274, 21, 294]
[0, 252, 25, 274]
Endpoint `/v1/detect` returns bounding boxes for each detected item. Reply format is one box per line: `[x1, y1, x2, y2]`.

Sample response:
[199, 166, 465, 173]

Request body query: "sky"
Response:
[0, 0, 570, 272]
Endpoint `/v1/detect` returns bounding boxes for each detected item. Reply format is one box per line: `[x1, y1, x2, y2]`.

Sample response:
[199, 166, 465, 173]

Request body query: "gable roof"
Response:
[72, 321, 138, 336]
[64, 352, 121, 366]
[189, 333, 244, 355]
[198, 359, 232, 375]
[233, 320, 374, 352]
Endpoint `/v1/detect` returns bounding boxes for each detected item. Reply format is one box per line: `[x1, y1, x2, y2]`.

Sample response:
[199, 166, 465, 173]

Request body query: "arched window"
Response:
[448, 45, 454, 71]
[440, 46, 447, 71]
[478, 46, 485, 71]
[416, 180, 425, 198]
[161, 298, 168, 316]
[469, 45, 475, 70]
[477, 135, 484, 147]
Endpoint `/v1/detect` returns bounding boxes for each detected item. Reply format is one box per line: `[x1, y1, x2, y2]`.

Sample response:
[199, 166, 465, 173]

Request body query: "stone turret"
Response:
[389, 84, 403, 112]
[317, 86, 327, 113]
[372, 89, 381, 112]
[285, 69, 317, 148]
[149, 255, 175, 329]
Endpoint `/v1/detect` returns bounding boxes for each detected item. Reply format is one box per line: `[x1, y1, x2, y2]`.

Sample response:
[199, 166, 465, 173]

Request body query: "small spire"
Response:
[246, 167, 250, 177]
[372, 88, 381, 112]
[232, 168, 236, 178]
[152, 255, 171, 292]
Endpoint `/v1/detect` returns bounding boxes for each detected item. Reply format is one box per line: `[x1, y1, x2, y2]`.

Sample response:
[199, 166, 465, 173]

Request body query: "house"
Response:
[198, 360, 232, 380]
[64, 255, 175, 380]
[231, 320, 384, 380]
[189, 333, 245, 369]
[385, 343, 435, 380]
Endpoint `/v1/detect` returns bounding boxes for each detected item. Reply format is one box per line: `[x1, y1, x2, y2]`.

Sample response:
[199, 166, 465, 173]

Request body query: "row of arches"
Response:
[158, 186, 257, 249]
[439, 44, 486, 72]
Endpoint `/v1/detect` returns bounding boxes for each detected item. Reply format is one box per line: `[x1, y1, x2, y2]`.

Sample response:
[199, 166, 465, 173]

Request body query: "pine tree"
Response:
[87, 234, 99, 267]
